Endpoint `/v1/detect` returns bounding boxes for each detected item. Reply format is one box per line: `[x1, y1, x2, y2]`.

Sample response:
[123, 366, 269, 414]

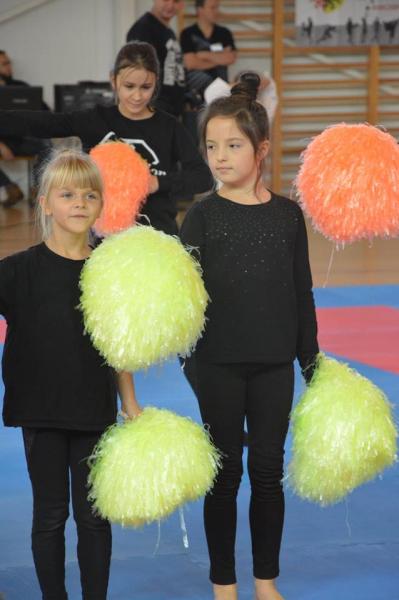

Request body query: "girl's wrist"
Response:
[121, 402, 142, 419]
[149, 174, 159, 194]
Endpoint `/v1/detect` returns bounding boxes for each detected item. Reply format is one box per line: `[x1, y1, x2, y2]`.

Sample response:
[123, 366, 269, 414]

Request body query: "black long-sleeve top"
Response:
[179, 192, 319, 373]
[0, 243, 117, 430]
[0, 105, 213, 234]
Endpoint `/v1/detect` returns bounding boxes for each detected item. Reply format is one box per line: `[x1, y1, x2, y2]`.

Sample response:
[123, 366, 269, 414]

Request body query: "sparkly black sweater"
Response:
[180, 192, 319, 375]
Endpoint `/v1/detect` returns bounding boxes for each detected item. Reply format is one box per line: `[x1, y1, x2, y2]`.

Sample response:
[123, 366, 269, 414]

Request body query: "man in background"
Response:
[180, 0, 236, 108]
[0, 51, 24, 206]
[126, 0, 186, 117]
[0, 50, 49, 208]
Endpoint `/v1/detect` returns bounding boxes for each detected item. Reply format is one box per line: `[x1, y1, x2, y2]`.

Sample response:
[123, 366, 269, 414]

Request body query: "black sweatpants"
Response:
[22, 428, 111, 600]
[195, 361, 294, 585]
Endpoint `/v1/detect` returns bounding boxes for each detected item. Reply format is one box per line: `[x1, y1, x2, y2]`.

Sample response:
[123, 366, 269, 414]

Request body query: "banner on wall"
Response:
[296, 1, 399, 46]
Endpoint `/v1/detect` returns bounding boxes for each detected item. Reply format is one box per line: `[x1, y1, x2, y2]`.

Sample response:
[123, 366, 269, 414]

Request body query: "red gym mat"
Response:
[1, 306, 398, 373]
[317, 305, 399, 374]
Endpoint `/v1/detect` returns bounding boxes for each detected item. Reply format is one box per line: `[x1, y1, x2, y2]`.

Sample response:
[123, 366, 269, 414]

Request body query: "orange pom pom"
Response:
[295, 123, 399, 244]
[90, 141, 150, 235]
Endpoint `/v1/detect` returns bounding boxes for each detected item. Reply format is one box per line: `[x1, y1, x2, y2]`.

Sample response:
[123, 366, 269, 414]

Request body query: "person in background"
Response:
[126, 0, 186, 118]
[0, 149, 142, 600]
[180, 73, 318, 600]
[180, 0, 237, 109]
[0, 50, 50, 208]
[0, 42, 212, 235]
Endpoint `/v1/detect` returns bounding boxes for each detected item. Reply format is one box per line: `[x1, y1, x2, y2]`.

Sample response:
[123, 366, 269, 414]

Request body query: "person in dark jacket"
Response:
[0, 50, 50, 207]
[180, 0, 237, 107]
[0, 149, 142, 600]
[126, 1, 186, 117]
[180, 73, 319, 600]
[0, 42, 212, 233]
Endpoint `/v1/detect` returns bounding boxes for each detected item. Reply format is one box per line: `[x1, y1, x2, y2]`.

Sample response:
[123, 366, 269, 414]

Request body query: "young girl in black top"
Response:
[0, 150, 142, 600]
[0, 42, 212, 235]
[180, 74, 319, 600]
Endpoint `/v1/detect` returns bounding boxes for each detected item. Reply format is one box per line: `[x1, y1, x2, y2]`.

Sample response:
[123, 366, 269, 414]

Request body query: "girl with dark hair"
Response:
[0, 41, 212, 234]
[180, 72, 319, 600]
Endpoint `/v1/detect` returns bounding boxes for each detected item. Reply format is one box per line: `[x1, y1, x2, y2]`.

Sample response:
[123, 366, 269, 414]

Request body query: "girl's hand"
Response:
[148, 175, 159, 194]
[216, 49, 236, 66]
[116, 371, 142, 420]
[120, 405, 143, 420]
[0, 142, 15, 160]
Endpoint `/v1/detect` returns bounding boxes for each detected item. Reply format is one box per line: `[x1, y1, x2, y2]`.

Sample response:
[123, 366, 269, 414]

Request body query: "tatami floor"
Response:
[1, 201, 399, 286]
[1, 199, 398, 600]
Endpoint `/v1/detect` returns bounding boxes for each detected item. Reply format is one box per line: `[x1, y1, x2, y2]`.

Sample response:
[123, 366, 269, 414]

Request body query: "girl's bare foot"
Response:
[254, 578, 284, 600]
[213, 583, 238, 600]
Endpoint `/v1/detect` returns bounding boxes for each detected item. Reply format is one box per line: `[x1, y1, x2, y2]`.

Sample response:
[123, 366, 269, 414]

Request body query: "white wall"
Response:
[0, 0, 265, 110]
[0, 0, 140, 108]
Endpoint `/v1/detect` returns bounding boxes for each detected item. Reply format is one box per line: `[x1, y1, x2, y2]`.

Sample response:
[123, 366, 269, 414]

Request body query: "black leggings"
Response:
[22, 428, 111, 600]
[195, 361, 294, 585]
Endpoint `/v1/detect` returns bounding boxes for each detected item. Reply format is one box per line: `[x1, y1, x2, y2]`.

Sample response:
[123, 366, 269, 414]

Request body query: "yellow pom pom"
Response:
[79, 226, 209, 371]
[88, 407, 221, 527]
[287, 354, 397, 505]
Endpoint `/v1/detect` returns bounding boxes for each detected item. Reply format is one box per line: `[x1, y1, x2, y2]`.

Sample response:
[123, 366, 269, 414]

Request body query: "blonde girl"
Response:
[0, 150, 141, 600]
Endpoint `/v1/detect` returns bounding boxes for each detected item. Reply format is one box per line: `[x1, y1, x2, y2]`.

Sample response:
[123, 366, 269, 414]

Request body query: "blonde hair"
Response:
[37, 149, 103, 239]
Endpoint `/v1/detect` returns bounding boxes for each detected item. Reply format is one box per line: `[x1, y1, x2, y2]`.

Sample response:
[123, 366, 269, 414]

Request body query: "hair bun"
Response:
[230, 71, 260, 101]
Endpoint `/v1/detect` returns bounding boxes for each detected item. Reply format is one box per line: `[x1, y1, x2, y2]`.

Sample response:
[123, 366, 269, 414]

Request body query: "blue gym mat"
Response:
[0, 285, 398, 600]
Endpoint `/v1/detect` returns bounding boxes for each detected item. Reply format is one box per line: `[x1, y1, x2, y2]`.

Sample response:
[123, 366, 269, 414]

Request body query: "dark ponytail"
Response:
[230, 71, 260, 102]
